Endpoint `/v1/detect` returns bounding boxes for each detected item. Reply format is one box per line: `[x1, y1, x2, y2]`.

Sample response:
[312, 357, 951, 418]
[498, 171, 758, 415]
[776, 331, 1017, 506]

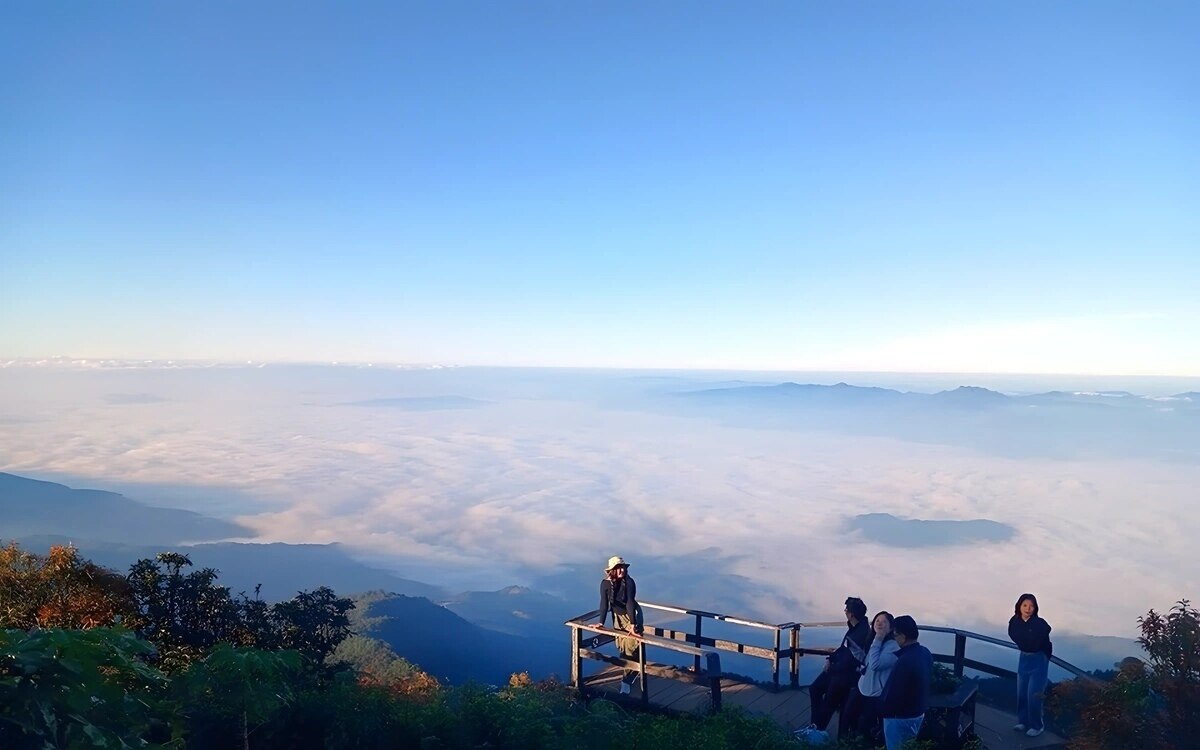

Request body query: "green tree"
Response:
[273, 586, 354, 665]
[1055, 599, 1200, 749]
[0, 627, 171, 749]
[329, 635, 422, 684]
[127, 552, 240, 671]
[178, 644, 302, 750]
[232, 584, 278, 650]
[0, 542, 135, 630]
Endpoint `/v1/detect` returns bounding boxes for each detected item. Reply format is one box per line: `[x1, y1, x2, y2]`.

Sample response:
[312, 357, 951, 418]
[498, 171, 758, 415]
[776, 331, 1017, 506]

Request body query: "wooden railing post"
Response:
[570, 625, 582, 688]
[771, 628, 781, 690]
[639, 640, 649, 707]
[706, 652, 722, 712]
[693, 613, 703, 672]
[789, 625, 800, 687]
[953, 632, 967, 678]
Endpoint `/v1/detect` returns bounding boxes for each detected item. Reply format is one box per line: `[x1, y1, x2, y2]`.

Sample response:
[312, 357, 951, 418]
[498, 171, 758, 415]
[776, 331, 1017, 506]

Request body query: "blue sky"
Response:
[2, 1, 1197, 374]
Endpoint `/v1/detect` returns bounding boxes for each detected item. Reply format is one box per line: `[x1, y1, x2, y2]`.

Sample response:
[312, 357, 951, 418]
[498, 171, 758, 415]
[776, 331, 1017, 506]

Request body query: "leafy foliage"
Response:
[177, 645, 303, 749]
[0, 627, 170, 749]
[126, 550, 353, 672]
[929, 663, 962, 695]
[330, 634, 424, 685]
[0, 621, 827, 750]
[0, 543, 136, 630]
[272, 586, 354, 664]
[127, 552, 241, 671]
[1052, 599, 1200, 749]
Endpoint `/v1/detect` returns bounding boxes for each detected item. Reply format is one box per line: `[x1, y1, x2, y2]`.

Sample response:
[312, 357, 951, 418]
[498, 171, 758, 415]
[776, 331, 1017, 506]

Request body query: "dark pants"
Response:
[842, 688, 883, 742]
[810, 669, 856, 731]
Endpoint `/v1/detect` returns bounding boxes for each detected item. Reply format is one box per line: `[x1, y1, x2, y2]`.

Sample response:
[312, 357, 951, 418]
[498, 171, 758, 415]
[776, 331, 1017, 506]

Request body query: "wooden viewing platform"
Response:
[567, 602, 1083, 749]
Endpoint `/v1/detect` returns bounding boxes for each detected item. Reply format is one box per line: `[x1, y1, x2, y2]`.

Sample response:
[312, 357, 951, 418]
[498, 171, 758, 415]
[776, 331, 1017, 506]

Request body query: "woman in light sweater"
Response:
[843, 611, 900, 742]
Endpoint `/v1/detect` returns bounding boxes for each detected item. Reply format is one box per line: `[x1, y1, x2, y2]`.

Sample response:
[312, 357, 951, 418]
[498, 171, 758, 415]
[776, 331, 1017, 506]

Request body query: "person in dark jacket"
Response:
[1008, 593, 1052, 737]
[807, 596, 871, 733]
[598, 555, 643, 694]
[879, 615, 932, 750]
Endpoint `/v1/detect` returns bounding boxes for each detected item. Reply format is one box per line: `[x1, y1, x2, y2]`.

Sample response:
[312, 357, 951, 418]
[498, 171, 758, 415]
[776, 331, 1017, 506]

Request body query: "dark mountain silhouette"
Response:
[0, 473, 248, 545]
[930, 385, 1011, 408]
[846, 513, 1016, 547]
[14, 535, 443, 602]
[351, 591, 561, 684]
[677, 382, 1199, 412]
[665, 382, 1200, 461]
[683, 382, 1019, 410]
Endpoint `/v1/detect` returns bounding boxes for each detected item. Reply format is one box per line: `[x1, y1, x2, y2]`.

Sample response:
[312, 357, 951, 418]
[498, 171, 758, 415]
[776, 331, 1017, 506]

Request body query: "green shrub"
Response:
[0, 627, 171, 749]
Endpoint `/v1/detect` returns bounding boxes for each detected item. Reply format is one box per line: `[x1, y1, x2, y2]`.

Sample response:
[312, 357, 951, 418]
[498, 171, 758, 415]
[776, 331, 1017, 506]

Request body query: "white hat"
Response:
[605, 555, 629, 571]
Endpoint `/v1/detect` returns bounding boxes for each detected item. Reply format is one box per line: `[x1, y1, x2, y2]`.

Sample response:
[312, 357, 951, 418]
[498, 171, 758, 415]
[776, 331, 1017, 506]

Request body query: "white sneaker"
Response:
[619, 681, 631, 695]
[1013, 724, 1026, 731]
[1026, 728, 1044, 737]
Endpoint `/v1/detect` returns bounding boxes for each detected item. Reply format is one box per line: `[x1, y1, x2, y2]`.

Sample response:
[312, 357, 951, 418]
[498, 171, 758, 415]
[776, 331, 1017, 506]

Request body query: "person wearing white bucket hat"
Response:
[598, 555, 643, 694]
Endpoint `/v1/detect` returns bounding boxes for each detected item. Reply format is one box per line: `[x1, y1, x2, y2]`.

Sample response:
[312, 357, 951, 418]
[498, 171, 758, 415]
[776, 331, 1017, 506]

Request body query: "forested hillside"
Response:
[1, 543, 1196, 749]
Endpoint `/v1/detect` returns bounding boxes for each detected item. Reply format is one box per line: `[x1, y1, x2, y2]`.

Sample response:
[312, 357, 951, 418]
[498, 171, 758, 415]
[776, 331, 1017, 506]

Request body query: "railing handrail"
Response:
[628, 600, 790, 631]
[567, 614, 724, 710]
[570, 605, 1101, 689]
[568, 620, 717, 660]
[793, 621, 1097, 681]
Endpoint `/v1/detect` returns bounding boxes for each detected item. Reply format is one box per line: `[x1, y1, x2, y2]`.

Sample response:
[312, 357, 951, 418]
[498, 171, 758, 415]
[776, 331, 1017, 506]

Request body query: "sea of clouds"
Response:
[1, 364, 1197, 641]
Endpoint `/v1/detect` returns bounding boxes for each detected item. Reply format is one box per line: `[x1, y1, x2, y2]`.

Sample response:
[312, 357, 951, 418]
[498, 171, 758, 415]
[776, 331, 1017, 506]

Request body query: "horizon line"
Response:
[2, 355, 1199, 380]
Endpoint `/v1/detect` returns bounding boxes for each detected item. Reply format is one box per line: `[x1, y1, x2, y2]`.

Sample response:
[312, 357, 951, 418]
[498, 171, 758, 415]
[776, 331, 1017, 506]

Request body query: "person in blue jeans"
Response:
[1008, 593, 1053, 738]
[879, 615, 932, 750]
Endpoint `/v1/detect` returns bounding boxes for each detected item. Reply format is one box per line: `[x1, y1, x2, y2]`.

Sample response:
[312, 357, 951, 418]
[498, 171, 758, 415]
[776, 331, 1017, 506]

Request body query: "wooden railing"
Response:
[919, 625, 1094, 680]
[790, 622, 1096, 682]
[568, 602, 1097, 708]
[566, 601, 821, 698]
[565, 613, 724, 710]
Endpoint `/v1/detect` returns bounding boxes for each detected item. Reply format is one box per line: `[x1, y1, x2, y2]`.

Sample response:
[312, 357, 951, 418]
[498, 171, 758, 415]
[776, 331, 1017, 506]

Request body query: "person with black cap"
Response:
[807, 596, 871, 735]
[879, 614, 933, 750]
[598, 555, 643, 694]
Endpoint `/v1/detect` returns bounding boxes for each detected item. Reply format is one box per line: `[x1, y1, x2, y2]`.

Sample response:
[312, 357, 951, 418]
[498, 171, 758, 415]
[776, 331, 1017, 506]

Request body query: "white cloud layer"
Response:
[1, 367, 1196, 639]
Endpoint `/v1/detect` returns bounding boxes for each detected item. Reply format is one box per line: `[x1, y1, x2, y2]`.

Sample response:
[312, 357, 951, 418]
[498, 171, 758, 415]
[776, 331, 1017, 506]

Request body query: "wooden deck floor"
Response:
[583, 667, 1066, 749]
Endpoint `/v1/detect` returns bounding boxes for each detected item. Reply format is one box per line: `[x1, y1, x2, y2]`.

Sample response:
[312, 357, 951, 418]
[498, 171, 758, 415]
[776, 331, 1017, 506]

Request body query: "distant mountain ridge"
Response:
[442, 585, 570, 641]
[351, 591, 561, 683]
[0, 473, 250, 545]
[2, 472, 441, 601]
[15, 535, 444, 602]
[666, 381, 1200, 461]
[682, 382, 1200, 410]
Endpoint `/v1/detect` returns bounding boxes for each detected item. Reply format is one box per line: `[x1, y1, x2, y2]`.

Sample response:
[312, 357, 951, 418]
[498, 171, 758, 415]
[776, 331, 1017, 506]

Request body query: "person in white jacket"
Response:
[842, 611, 901, 742]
